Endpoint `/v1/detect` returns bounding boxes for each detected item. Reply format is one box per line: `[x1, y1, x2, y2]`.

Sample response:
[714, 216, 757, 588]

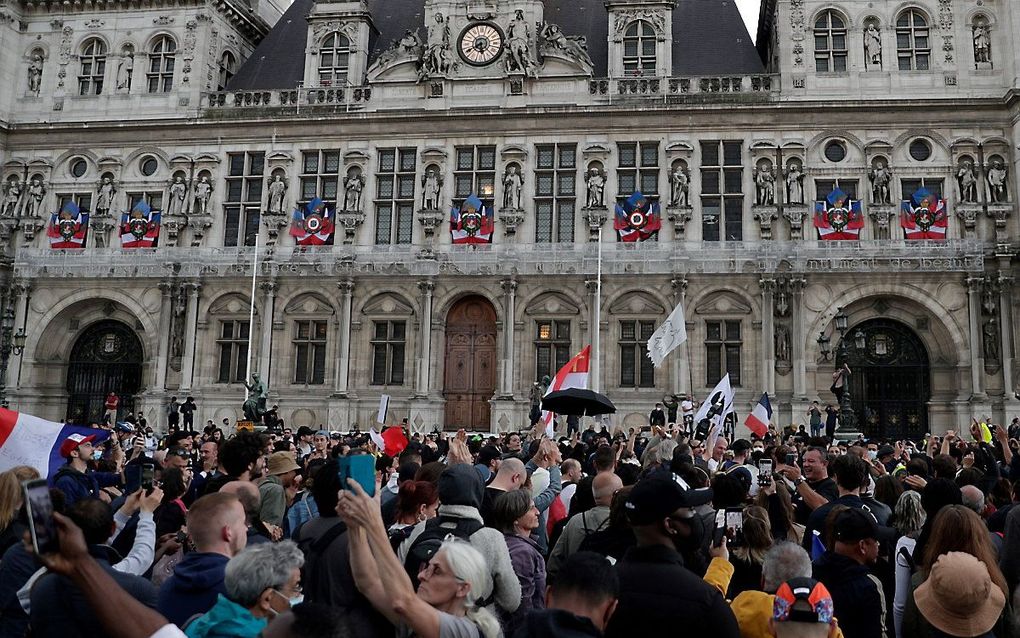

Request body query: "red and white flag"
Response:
[744, 393, 772, 438]
[541, 345, 591, 437]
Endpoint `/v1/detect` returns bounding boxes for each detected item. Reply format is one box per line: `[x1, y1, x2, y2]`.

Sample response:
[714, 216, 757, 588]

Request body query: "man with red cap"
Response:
[52, 433, 123, 507]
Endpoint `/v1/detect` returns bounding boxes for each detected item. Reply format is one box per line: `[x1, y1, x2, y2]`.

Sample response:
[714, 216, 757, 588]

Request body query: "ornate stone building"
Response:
[0, 0, 1017, 436]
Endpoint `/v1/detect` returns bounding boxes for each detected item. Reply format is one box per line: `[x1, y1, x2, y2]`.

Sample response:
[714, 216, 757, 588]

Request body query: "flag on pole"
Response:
[694, 374, 734, 455]
[0, 408, 110, 479]
[646, 300, 687, 368]
[744, 392, 772, 438]
[541, 345, 591, 437]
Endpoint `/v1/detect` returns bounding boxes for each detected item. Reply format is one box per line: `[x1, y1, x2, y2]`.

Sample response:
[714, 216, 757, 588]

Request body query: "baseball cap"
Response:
[833, 508, 878, 543]
[315, 430, 329, 437]
[59, 433, 97, 458]
[625, 474, 713, 525]
[773, 578, 834, 624]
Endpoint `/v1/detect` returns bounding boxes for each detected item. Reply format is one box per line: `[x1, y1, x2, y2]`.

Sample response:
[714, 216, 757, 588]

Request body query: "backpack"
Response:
[404, 516, 483, 589]
[295, 520, 348, 600]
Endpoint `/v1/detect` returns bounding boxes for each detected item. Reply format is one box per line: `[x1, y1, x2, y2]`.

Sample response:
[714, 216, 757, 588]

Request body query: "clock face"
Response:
[459, 23, 505, 66]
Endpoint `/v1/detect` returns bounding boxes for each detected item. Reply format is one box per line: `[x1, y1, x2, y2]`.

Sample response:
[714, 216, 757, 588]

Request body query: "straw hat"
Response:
[914, 552, 1005, 637]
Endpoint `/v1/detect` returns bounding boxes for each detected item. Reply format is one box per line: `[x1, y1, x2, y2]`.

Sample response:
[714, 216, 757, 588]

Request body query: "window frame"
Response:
[813, 10, 848, 73]
[370, 320, 406, 386]
[534, 144, 577, 243]
[299, 149, 342, 209]
[318, 32, 351, 87]
[216, 319, 251, 384]
[146, 35, 177, 93]
[218, 51, 236, 91]
[619, 319, 656, 388]
[293, 319, 328, 385]
[896, 9, 931, 71]
[453, 145, 497, 205]
[700, 141, 744, 242]
[223, 152, 265, 247]
[78, 38, 108, 96]
[899, 177, 944, 201]
[374, 147, 417, 245]
[705, 319, 742, 387]
[622, 20, 657, 76]
[534, 319, 572, 381]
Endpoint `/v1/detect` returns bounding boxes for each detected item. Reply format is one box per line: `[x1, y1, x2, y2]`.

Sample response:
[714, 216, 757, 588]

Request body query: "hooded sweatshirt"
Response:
[157, 552, 230, 627]
[812, 551, 885, 638]
[183, 594, 266, 638]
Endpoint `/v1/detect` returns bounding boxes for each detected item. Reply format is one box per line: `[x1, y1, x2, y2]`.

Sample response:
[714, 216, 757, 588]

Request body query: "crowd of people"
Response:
[0, 407, 1019, 638]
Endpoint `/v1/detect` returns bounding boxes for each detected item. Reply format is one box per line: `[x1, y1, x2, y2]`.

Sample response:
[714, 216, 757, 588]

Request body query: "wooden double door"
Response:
[443, 296, 497, 430]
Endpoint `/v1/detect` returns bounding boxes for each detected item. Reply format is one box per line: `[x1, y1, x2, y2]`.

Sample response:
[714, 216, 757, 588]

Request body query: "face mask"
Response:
[867, 450, 878, 461]
[92, 449, 103, 461]
[672, 512, 705, 551]
[753, 447, 764, 454]
[287, 595, 304, 607]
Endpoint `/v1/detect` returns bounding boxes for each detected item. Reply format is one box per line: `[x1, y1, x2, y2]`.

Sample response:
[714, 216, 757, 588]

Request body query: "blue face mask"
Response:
[92, 449, 103, 461]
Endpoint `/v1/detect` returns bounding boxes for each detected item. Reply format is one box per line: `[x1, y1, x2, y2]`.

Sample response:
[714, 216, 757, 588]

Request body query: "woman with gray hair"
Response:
[892, 490, 925, 638]
[184, 540, 304, 638]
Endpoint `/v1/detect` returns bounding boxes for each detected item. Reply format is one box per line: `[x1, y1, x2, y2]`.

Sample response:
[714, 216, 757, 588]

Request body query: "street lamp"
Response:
[0, 307, 26, 408]
[832, 307, 858, 436]
[816, 331, 832, 361]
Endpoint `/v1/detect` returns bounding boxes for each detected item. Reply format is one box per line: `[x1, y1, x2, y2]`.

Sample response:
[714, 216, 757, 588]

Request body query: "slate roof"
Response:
[228, 0, 763, 90]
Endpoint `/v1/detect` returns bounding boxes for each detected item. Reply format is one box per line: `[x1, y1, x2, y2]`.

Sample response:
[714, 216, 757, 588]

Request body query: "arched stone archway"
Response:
[443, 296, 498, 430]
[66, 320, 143, 424]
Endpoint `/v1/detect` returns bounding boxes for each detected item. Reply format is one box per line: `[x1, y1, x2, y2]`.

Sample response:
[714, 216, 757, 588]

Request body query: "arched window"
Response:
[896, 9, 930, 70]
[622, 21, 656, 76]
[814, 10, 847, 72]
[318, 32, 350, 86]
[146, 35, 177, 93]
[218, 51, 236, 91]
[78, 38, 107, 96]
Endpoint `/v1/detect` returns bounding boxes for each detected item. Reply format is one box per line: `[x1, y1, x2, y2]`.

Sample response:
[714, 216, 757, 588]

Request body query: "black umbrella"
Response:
[541, 388, 616, 416]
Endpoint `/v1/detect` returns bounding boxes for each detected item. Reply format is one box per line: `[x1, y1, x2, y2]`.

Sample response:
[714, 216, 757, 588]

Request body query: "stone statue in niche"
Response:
[505, 9, 536, 76]
[869, 161, 893, 204]
[864, 23, 882, 67]
[983, 318, 999, 361]
[957, 160, 978, 203]
[267, 174, 287, 214]
[669, 164, 689, 207]
[95, 177, 116, 214]
[1, 179, 22, 217]
[502, 164, 523, 209]
[27, 55, 43, 95]
[167, 176, 187, 216]
[171, 286, 186, 360]
[775, 324, 791, 363]
[343, 171, 365, 211]
[785, 162, 804, 204]
[755, 164, 776, 206]
[987, 160, 1008, 203]
[585, 166, 605, 208]
[422, 166, 442, 210]
[193, 175, 212, 214]
[973, 22, 991, 65]
[22, 179, 45, 218]
[116, 51, 134, 92]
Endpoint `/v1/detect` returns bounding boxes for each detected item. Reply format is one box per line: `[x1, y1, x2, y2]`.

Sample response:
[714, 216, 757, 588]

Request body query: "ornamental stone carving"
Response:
[538, 23, 594, 72]
[613, 10, 665, 38]
[419, 13, 452, 81]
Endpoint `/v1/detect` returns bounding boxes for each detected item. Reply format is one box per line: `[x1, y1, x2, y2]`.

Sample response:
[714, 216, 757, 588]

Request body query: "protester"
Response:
[770, 577, 838, 638]
[0, 466, 39, 554]
[913, 552, 1006, 638]
[259, 451, 302, 527]
[53, 433, 124, 506]
[727, 506, 775, 598]
[547, 472, 622, 580]
[388, 480, 439, 534]
[514, 551, 618, 638]
[480, 457, 526, 525]
[892, 490, 925, 638]
[492, 488, 546, 636]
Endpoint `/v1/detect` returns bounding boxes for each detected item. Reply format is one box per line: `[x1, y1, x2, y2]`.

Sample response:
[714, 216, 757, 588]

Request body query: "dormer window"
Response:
[147, 35, 177, 93]
[814, 11, 848, 72]
[318, 32, 351, 86]
[218, 51, 236, 91]
[622, 21, 656, 76]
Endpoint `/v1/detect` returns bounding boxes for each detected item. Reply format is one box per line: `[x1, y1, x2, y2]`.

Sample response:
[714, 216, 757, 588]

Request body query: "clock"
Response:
[458, 22, 505, 66]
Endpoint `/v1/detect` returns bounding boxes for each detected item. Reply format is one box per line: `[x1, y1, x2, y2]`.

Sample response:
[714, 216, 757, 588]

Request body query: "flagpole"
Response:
[244, 233, 259, 407]
[593, 226, 602, 393]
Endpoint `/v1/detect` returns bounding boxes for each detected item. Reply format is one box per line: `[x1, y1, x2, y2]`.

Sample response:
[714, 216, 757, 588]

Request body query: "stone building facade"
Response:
[0, 0, 1018, 436]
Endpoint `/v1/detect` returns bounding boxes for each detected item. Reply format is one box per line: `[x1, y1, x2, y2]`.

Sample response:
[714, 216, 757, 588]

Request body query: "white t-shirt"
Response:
[149, 625, 186, 638]
[399, 612, 481, 638]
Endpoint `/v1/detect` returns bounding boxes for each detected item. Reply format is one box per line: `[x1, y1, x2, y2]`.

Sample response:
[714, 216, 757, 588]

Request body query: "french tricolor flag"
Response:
[744, 393, 772, 438]
[0, 408, 109, 479]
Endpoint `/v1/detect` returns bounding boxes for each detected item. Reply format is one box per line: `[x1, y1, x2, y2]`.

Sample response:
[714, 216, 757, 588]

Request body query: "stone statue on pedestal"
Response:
[167, 176, 187, 216]
[343, 173, 365, 211]
[585, 167, 605, 208]
[669, 166, 689, 207]
[22, 179, 45, 217]
[194, 176, 212, 214]
[422, 168, 442, 210]
[96, 177, 116, 214]
[988, 160, 1008, 203]
[785, 163, 804, 204]
[503, 165, 523, 209]
[242, 373, 269, 422]
[864, 24, 882, 67]
[869, 162, 892, 204]
[27, 55, 43, 95]
[957, 161, 978, 203]
[2, 180, 22, 217]
[755, 165, 776, 206]
[974, 24, 991, 64]
[267, 174, 287, 214]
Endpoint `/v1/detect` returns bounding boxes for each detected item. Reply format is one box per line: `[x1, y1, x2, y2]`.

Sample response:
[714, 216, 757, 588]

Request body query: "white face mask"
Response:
[867, 450, 878, 461]
[753, 447, 764, 454]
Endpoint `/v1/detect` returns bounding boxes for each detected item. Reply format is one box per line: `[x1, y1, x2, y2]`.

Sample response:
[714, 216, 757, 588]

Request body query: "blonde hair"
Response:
[438, 539, 502, 638]
[0, 466, 39, 530]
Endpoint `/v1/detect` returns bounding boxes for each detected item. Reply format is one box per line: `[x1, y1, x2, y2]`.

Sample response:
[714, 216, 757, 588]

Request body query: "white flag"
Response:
[693, 374, 734, 437]
[646, 300, 688, 368]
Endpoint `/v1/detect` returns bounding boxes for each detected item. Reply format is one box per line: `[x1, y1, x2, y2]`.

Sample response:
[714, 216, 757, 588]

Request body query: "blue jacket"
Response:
[813, 551, 885, 638]
[51, 466, 120, 507]
[0, 542, 38, 638]
[157, 552, 230, 627]
[184, 594, 267, 638]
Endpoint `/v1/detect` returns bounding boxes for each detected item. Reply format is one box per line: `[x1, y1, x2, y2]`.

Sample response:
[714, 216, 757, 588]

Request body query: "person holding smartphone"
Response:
[52, 433, 124, 508]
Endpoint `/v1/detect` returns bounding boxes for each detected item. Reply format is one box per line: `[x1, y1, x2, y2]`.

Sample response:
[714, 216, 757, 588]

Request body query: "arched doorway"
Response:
[837, 318, 930, 440]
[66, 320, 143, 424]
[443, 296, 497, 430]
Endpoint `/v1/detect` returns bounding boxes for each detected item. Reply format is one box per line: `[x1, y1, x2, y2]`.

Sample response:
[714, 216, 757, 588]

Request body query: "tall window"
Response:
[216, 320, 249, 383]
[700, 141, 744, 241]
[813, 179, 858, 200]
[535, 320, 571, 381]
[705, 320, 741, 386]
[371, 321, 405, 385]
[78, 38, 107, 96]
[299, 150, 341, 207]
[535, 144, 576, 243]
[126, 191, 164, 210]
[454, 146, 496, 203]
[622, 21, 656, 76]
[375, 148, 416, 245]
[218, 51, 236, 91]
[146, 35, 177, 93]
[900, 178, 943, 200]
[620, 320, 655, 388]
[896, 10, 930, 70]
[293, 320, 327, 385]
[224, 152, 265, 247]
[318, 32, 351, 86]
[814, 11, 848, 72]
[617, 142, 659, 200]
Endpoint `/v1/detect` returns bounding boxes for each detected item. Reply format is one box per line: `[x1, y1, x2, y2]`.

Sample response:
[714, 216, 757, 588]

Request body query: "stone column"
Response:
[258, 281, 277, 382]
[760, 278, 776, 396]
[415, 280, 435, 396]
[334, 279, 355, 396]
[967, 276, 986, 397]
[998, 273, 1015, 401]
[152, 281, 173, 389]
[585, 278, 600, 392]
[180, 282, 201, 392]
[670, 276, 690, 394]
[499, 278, 517, 398]
[791, 277, 807, 399]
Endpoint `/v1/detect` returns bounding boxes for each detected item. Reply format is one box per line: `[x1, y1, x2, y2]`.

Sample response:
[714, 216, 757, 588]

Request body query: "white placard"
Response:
[377, 394, 390, 425]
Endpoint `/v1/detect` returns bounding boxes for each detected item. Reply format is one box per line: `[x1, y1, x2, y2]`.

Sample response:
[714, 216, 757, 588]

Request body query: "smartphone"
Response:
[725, 507, 745, 548]
[338, 455, 376, 497]
[785, 452, 797, 466]
[758, 459, 774, 487]
[141, 463, 155, 493]
[712, 509, 727, 547]
[23, 479, 58, 555]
